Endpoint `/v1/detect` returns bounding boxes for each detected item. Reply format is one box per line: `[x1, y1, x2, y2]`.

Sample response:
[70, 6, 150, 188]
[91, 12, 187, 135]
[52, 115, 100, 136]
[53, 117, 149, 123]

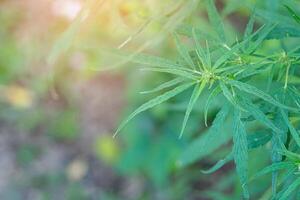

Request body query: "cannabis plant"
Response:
[115, 0, 300, 199]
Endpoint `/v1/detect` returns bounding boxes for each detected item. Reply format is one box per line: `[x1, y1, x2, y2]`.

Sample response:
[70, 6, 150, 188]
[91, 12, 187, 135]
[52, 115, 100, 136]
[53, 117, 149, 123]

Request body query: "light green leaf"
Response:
[220, 82, 240, 108]
[140, 77, 185, 94]
[114, 82, 195, 137]
[180, 80, 207, 138]
[244, 11, 256, 40]
[192, 28, 209, 69]
[204, 86, 221, 126]
[142, 67, 198, 80]
[233, 109, 249, 199]
[201, 151, 233, 174]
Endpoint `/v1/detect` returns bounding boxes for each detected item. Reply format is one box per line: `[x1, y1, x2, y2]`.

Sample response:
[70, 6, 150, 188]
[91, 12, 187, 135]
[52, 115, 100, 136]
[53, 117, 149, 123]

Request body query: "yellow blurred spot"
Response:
[119, 1, 149, 23]
[66, 159, 88, 181]
[4, 85, 33, 109]
[94, 135, 120, 164]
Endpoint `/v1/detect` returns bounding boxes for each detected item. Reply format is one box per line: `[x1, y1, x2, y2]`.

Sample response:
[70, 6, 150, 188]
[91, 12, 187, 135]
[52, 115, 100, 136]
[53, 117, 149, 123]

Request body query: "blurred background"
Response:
[0, 0, 279, 199]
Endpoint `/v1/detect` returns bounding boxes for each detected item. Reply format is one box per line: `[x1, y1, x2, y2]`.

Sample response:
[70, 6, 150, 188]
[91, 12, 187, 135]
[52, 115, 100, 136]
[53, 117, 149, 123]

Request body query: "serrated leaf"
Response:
[114, 82, 195, 137]
[280, 109, 300, 148]
[206, 0, 226, 43]
[180, 80, 207, 138]
[178, 104, 230, 166]
[228, 80, 299, 112]
[232, 109, 249, 199]
[140, 77, 184, 94]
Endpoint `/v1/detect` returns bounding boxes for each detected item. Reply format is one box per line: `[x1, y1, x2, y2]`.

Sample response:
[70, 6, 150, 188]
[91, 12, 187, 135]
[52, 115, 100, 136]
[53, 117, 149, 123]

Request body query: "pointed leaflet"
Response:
[244, 11, 256, 40]
[284, 5, 300, 24]
[204, 86, 221, 126]
[206, 0, 226, 43]
[178, 104, 230, 166]
[192, 28, 209, 69]
[251, 162, 295, 180]
[280, 109, 300, 148]
[114, 82, 195, 137]
[220, 82, 241, 109]
[140, 77, 184, 94]
[279, 149, 300, 162]
[232, 109, 249, 199]
[228, 80, 299, 112]
[247, 23, 276, 54]
[201, 151, 234, 174]
[142, 67, 198, 80]
[179, 80, 207, 138]
[174, 33, 195, 68]
[279, 178, 300, 200]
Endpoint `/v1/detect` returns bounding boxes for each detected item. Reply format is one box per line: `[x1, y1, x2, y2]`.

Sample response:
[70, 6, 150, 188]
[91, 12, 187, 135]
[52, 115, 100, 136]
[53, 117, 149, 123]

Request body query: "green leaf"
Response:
[206, 0, 226, 43]
[279, 149, 300, 162]
[174, 33, 195, 68]
[114, 82, 195, 137]
[140, 77, 184, 94]
[178, 104, 230, 166]
[279, 178, 300, 200]
[180, 80, 207, 138]
[244, 11, 256, 40]
[228, 80, 299, 112]
[284, 5, 300, 24]
[280, 109, 300, 148]
[251, 162, 295, 180]
[232, 109, 249, 199]
[204, 86, 221, 126]
[142, 67, 198, 80]
[192, 28, 209, 69]
[201, 151, 234, 174]
[247, 24, 276, 53]
[220, 82, 241, 109]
